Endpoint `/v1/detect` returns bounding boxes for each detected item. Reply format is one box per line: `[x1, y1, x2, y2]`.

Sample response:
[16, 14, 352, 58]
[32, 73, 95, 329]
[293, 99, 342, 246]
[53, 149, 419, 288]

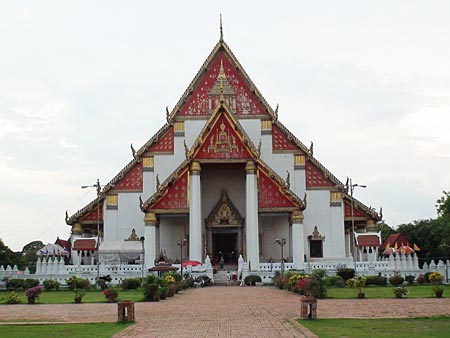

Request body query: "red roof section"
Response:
[344, 200, 368, 218]
[194, 112, 252, 160]
[379, 233, 410, 251]
[148, 127, 174, 153]
[272, 124, 297, 151]
[356, 234, 381, 247]
[258, 169, 297, 210]
[150, 169, 189, 211]
[178, 51, 267, 117]
[305, 161, 334, 188]
[80, 204, 103, 222]
[114, 162, 143, 191]
[55, 238, 71, 251]
[73, 239, 97, 251]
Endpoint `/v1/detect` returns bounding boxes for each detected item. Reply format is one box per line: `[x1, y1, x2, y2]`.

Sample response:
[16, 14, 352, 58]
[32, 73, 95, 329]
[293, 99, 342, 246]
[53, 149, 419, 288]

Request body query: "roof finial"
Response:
[220, 14, 224, 43]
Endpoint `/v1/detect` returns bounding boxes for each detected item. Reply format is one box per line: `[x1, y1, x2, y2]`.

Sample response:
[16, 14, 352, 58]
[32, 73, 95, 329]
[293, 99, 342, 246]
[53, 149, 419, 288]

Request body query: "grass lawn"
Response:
[299, 317, 450, 338]
[327, 284, 449, 299]
[0, 322, 133, 338]
[0, 289, 145, 304]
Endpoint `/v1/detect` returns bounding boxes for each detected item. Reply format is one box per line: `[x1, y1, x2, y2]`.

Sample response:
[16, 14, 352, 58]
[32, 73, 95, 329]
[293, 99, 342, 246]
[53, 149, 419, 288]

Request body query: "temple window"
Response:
[294, 155, 305, 169]
[143, 156, 154, 171]
[106, 194, 118, 210]
[310, 240, 323, 258]
[330, 191, 342, 207]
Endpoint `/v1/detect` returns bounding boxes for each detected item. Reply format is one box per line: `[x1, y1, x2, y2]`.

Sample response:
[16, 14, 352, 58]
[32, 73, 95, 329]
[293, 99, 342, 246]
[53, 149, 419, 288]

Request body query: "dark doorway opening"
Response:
[213, 233, 237, 263]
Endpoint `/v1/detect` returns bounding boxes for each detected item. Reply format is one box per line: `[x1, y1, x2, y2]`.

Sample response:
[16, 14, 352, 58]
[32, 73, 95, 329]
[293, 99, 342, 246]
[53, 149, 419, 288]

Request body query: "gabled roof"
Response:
[355, 233, 381, 247]
[380, 233, 409, 251]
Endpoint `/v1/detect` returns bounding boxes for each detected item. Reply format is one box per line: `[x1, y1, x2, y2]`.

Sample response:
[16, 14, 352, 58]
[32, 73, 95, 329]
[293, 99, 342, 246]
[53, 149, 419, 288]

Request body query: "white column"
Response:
[291, 210, 305, 270]
[144, 212, 158, 269]
[345, 230, 351, 257]
[189, 161, 202, 262]
[245, 160, 260, 269]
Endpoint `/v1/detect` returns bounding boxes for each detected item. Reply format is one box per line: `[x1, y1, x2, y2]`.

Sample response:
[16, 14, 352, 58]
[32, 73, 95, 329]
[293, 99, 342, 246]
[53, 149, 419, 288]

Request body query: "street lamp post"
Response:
[349, 178, 366, 264]
[140, 236, 145, 280]
[177, 239, 187, 279]
[275, 238, 286, 278]
[81, 179, 102, 282]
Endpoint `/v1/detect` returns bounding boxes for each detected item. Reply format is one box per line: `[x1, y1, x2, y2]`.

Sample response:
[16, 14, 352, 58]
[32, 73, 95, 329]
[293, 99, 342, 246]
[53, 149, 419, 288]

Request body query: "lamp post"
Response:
[140, 236, 145, 280]
[275, 238, 286, 278]
[81, 179, 102, 281]
[349, 178, 366, 264]
[177, 238, 187, 279]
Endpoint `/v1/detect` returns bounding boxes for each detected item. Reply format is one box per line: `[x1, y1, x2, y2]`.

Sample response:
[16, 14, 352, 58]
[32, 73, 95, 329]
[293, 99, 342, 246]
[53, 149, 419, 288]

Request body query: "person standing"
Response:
[226, 270, 231, 286]
[219, 256, 225, 270]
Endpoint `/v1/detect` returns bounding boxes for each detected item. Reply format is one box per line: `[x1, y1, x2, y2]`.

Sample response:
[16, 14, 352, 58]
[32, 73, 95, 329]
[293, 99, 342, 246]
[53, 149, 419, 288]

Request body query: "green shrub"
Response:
[66, 276, 91, 291]
[389, 275, 404, 286]
[393, 286, 408, 298]
[327, 275, 344, 287]
[336, 267, 355, 281]
[25, 285, 43, 304]
[122, 278, 142, 290]
[6, 291, 22, 304]
[309, 269, 328, 299]
[429, 272, 443, 284]
[142, 274, 160, 301]
[244, 275, 262, 286]
[43, 279, 61, 291]
[405, 275, 415, 285]
[424, 272, 432, 283]
[102, 288, 119, 302]
[365, 275, 388, 286]
[6, 279, 24, 290]
[23, 278, 40, 290]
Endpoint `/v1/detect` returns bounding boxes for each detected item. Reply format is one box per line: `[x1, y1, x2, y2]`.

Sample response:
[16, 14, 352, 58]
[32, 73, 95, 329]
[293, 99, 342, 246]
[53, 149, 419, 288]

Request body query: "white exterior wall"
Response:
[159, 215, 188, 261]
[103, 206, 118, 241]
[142, 170, 155, 201]
[116, 193, 145, 241]
[240, 119, 261, 148]
[303, 190, 345, 260]
[259, 214, 289, 261]
[184, 120, 207, 148]
[329, 203, 346, 258]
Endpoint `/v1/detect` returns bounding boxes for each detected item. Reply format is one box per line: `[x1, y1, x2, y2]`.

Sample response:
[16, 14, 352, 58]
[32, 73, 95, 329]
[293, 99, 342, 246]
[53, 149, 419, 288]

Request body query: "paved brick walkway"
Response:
[1, 287, 450, 337]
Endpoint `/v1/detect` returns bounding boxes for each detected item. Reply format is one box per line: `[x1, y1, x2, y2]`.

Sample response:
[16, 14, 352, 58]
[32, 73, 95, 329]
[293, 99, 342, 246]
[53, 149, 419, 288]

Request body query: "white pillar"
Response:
[245, 160, 260, 269]
[189, 161, 202, 262]
[292, 210, 305, 270]
[144, 212, 158, 269]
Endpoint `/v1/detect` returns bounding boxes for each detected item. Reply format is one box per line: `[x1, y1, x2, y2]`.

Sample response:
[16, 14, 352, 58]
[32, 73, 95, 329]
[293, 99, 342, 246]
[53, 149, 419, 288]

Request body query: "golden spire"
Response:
[220, 14, 223, 43]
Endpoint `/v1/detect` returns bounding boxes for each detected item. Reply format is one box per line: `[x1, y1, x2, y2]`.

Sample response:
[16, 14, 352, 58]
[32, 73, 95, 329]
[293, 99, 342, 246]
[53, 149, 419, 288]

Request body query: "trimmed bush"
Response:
[122, 278, 142, 290]
[424, 272, 432, 283]
[405, 275, 415, 285]
[365, 275, 388, 286]
[23, 279, 40, 290]
[336, 267, 355, 281]
[66, 276, 90, 291]
[417, 274, 425, 285]
[389, 275, 404, 286]
[309, 269, 328, 299]
[327, 275, 344, 287]
[25, 285, 43, 304]
[244, 275, 262, 286]
[43, 279, 61, 291]
[6, 279, 24, 290]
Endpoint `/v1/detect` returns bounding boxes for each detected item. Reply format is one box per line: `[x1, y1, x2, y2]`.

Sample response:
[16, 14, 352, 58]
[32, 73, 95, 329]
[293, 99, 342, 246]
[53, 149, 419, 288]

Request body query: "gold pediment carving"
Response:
[206, 190, 243, 228]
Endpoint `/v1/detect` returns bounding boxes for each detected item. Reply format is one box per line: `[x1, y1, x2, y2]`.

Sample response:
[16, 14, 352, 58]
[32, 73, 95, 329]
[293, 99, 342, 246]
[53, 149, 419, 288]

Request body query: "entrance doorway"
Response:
[212, 233, 237, 264]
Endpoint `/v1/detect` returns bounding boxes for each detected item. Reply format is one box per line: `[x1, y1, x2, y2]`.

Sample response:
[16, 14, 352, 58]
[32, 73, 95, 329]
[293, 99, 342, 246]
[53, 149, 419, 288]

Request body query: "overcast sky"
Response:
[1, 1, 449, 251]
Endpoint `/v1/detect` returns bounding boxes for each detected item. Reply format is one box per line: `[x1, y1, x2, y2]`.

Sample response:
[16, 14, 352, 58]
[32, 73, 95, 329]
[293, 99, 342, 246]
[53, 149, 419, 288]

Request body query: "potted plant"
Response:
[429, 272, 444, 298]
[393, 286, 408, 298]
[346, 275, 367, 299]
[74, 289, 86, 303]
[102, 287, 119, 303]
[25, 285, 43, 304]
[159, 286, 168, 300]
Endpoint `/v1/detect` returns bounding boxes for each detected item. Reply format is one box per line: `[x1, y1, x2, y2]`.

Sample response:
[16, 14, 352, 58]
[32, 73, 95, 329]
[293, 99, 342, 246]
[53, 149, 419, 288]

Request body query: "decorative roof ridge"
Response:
[273, 120, 345, 190]
[257, 158, 306, 210]
[220, 42, 277, 120]
[142, 159, 190, 210]
[168, 42, 223, 122]
[66, 195, 104, 225]
[343, 193, 381, 220]
[187, 103, 260, 160]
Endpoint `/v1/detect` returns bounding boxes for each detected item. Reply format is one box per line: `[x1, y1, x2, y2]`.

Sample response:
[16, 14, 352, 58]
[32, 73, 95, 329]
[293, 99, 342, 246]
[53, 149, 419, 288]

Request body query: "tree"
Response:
[18, 240, 44, 273]
[436, 191, 450, 219]
[377, 222, 396, 242]
[0, 239, 16, 267]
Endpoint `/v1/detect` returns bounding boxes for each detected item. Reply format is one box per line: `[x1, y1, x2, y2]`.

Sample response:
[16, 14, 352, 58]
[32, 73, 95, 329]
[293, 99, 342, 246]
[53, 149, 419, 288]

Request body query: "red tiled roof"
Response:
[73, 239, 97, 251]
[55, 238, 71, 251]
[356, 234, 381, 247]
[379, 233, 409, 251]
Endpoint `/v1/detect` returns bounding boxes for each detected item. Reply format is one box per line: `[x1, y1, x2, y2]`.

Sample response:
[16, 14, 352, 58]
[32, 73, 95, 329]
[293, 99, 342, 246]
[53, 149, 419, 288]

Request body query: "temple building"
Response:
[64, 30, 383, 278]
